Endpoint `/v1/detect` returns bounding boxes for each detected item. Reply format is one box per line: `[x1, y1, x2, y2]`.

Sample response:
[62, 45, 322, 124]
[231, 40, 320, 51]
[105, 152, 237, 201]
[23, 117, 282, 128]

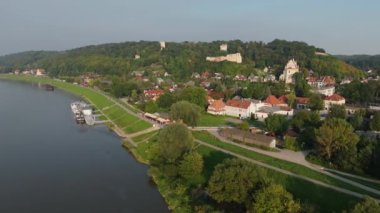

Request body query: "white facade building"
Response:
[279, 59, 300, 84]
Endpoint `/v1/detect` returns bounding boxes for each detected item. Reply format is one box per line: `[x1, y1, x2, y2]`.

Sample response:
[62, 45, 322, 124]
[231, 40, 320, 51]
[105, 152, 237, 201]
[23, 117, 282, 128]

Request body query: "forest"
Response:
[0, 40, 364, 81]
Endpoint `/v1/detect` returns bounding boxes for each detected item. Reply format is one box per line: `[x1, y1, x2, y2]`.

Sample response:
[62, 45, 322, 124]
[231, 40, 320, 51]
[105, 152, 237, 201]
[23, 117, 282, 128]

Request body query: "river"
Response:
[0, 80, 168, 213]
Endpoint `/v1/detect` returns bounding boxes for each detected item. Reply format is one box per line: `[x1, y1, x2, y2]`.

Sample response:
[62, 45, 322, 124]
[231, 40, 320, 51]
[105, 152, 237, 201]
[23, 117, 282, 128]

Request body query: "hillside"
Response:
[336, 54, 380, 72]
[0, 40, 364, 80]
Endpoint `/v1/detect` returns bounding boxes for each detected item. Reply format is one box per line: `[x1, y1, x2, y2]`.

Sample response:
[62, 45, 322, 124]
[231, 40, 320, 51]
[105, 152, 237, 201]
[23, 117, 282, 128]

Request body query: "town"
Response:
[3, 40, 380, 213]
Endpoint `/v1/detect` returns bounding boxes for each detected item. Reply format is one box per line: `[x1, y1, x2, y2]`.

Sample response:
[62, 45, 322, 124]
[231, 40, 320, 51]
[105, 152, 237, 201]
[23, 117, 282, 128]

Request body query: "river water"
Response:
[0, 80, 168, 213]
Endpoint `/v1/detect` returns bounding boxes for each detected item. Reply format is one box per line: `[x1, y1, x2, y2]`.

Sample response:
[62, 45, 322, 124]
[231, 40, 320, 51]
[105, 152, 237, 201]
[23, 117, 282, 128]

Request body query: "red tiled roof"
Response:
[144, 89, 164, 96]
[209, 99, 226, 111]
[264, 95, 285, 106]
[324, 93, 345, 101]
[278, 95, 288, 103]
[226, 99, 251, 109]
[296, 97, 310, 104]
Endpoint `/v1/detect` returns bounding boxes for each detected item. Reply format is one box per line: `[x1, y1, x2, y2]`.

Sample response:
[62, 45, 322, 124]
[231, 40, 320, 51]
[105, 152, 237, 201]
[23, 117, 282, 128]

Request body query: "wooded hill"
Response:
[0, 39, 364, 81]
[336, 54, 380, 72]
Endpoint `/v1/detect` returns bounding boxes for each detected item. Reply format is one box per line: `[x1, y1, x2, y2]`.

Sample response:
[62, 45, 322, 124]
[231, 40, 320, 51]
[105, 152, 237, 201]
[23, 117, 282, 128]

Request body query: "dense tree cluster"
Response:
[0, 40, 364, 80]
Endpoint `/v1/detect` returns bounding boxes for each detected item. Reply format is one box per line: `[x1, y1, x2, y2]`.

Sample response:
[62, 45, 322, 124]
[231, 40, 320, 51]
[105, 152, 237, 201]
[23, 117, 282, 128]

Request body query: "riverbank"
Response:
[0, 79, 169, 212]
[0, 74, 366, 212]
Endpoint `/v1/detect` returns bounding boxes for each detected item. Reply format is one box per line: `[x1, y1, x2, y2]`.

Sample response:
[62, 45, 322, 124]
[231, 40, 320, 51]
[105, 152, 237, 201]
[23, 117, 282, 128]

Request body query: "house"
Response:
[200, 81, 211, 88]
[254, 106, 294, 121]
[248, 74, 261, 82]
[192, 72, 201, 79]
[340, 77, 353, 85]
[134, 54, 140, 59]
[213, 72, 224, 80]
[219, 128, 276, 148]
[234, 74, 247, 81]
[207, 99, 226, 115]
[225, 99, 255, 118]
[263, 74, 276, 82]
[307, 75, 335, 88]
[132, 70, 145, 77]
[312, 86, 335, 96]
[201, 71, 212, 79]
[264, 95, 288, 107]
[35, 68, 46, 76]
[144, 89, 165, 101]
[279, 59, 300, 84]
[324, 94, 346, 110]
[295, 97, 310, 110]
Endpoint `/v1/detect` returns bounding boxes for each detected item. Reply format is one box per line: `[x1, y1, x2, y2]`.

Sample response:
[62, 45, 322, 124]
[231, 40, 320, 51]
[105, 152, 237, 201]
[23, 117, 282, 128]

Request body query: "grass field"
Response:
[197, 114, 235, 126]
[192, 130, 380, 199]
[195, 144, 359, 212]
[328, 170, 380, 191]
[0, 75, 151, 134]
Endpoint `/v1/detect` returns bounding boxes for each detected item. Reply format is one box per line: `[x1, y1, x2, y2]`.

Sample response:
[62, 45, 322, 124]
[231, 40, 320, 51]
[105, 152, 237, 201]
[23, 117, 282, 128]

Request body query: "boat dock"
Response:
[70, 101, 105, 125]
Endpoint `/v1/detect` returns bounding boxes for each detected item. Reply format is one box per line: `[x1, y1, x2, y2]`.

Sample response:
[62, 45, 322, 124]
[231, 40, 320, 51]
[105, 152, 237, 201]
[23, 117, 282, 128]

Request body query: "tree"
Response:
[351, 196, 380, 213]
[328, 104, 346, 119]
[156, 123, 193, 163]
[170, 101, 201, 127]
[349, 110, 364, 130]
[248, 184, 301, 213]
[264, 114, 289, 136]
[370, 111, 380, 131]
[287, 92, 296, 108]
[239, 121, 251, 143]
[144, 100, 158, 113]
[308, 94, 324, 111]
[291, 110, 320, 133]
[293, 73, 311, 97]
[179, 86, 207, 108]
[157, 92, 176, 109]
[179, 152, 204, 182]
[315, 118, 359, 161]
[207, 159, 267, 204]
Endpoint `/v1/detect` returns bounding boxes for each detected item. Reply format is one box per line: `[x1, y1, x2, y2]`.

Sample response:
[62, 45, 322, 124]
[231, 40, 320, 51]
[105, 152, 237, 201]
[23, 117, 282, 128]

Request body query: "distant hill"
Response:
[335, 54, 380, 72]
[0, 40, 364, 80]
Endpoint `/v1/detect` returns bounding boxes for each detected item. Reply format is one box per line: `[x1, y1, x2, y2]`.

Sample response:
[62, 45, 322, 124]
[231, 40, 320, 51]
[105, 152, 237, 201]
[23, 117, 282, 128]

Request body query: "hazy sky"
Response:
[0, 0, 379, 56]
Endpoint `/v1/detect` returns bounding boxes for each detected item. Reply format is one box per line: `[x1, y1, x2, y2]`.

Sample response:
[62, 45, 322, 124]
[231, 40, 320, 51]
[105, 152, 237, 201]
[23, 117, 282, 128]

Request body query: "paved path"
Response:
[324, 169, 380, 184]
[195, 139, 380, 202]
[203, 130, 380, 196]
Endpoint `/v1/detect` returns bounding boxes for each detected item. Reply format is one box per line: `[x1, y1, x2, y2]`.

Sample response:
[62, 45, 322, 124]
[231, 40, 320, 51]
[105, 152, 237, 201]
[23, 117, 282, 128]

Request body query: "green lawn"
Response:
[132, 130, 159, 143]
[129, 129, 361, 212]
[197, 114, 234, 127]
[194, 144, 359, 213]
[0, 75, 151, 134]
[328, 170, 380, 191]
[192, 130, 380, 199]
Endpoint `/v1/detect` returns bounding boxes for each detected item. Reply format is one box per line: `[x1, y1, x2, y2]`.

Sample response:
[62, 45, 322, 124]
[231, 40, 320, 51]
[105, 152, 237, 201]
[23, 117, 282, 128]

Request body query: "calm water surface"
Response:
[0, 80, 168, 213]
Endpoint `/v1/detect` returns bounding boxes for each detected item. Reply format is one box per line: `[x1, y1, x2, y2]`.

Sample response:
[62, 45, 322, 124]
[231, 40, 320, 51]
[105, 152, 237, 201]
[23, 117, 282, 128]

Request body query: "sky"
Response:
[0, 0, 379, 56]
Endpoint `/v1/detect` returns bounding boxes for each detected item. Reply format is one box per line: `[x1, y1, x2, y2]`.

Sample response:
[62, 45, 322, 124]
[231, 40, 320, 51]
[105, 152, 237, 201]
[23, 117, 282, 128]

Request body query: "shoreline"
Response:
[0, 74, 172, 210]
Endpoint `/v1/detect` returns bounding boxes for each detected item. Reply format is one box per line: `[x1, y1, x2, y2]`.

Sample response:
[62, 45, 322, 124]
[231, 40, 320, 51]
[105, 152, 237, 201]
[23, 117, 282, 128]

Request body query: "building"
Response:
[264, 95, 288, 107]
[35, 68, 46, 76]
[279, 59, 300, 84]
[144, 89, 165, 101]
[295, 97, 310, 110]
[233, 74, 247, 81]
[160, 41, 166, 50]
[312, 86, 335, 96]
[207, 99, 226, 115]
[206, 53, 242, 64]
[225, 99, 255, 118]
[307, 75, 335, 88]
[219, 128, 276, 148]
[220, 44, 228, 51]
[324, 94, 346, 110]
[254, 106, 294, 121]
[134, 54, 140, 59]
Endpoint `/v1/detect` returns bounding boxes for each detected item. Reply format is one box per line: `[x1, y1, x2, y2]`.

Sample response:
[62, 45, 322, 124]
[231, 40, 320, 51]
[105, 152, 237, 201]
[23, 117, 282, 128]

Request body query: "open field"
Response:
[0, 75, 151, 134]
